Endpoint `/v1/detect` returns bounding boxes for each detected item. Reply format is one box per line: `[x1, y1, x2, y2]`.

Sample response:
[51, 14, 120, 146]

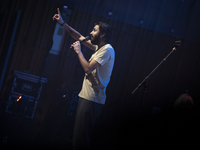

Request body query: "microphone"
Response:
[70, 36, 90, 48]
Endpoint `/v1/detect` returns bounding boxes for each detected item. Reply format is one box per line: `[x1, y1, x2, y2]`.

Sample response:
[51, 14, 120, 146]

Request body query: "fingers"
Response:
[52, 8, 63, 24]
[52, 14, 56, 20]
[72, 41, 79, 46]
[52, 8, 60, 20]
[52, 14, 58, 20]
[57, 8, 60, 15]
[71, 41, 80, 48]
[71, 41, 81, 54]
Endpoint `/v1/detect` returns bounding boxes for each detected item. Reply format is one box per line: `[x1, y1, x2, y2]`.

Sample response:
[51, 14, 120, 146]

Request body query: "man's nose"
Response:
[90, 30, 94, 35]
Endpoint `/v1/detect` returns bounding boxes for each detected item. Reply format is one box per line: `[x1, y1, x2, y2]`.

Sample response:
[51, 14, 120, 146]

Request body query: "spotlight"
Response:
[108, 12, 112, 16]
[63, 6, 68, 9]
[140, 20, 144, 24]
[7, 94, 28, 116]
[15, 94, 22, 102]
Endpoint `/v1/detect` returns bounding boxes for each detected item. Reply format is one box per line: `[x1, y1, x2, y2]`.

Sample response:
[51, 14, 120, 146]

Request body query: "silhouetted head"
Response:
[174, 94, 194, 109]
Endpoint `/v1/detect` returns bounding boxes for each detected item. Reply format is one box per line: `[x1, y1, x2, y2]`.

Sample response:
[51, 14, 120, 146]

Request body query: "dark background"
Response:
[0, 0, 200, 149]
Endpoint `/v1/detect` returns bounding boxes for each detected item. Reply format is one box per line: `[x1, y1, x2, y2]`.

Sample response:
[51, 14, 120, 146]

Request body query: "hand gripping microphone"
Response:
[70, 36, 90, 48]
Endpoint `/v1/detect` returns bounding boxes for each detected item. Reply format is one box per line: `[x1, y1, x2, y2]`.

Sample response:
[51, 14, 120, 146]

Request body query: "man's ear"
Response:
[100, 33, 105, 38]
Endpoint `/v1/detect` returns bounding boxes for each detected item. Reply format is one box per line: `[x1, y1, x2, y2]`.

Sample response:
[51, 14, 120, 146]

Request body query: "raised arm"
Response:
[52, 8, 95, 51]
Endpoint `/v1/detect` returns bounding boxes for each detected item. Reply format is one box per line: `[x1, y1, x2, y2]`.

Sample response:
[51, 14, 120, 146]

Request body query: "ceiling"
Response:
[48, 0, 200, 44]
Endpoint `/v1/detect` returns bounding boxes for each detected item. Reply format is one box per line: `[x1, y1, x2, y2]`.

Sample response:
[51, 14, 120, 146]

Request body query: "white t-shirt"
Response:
[78, 44, 115, 104]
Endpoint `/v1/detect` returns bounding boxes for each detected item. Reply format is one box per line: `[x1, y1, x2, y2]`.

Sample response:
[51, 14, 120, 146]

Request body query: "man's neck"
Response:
[98, 41, 107, 50]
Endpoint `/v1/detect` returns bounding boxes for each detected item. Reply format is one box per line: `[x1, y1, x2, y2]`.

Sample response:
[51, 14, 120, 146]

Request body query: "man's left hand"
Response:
[72, 41, 82, 54]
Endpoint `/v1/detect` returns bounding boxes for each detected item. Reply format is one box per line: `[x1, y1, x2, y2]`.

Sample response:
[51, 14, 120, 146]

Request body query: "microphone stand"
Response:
[131, 41, 181, 112]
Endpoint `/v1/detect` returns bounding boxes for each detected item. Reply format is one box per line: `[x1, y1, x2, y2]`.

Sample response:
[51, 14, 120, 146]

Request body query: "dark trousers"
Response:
[73, 97, 103, 150]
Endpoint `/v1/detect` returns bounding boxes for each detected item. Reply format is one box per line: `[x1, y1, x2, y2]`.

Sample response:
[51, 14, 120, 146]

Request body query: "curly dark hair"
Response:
[95, 22, 112, 44]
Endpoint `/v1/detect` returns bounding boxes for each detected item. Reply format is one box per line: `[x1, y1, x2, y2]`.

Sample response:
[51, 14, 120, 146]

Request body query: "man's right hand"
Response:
[52, 8, 64, 25]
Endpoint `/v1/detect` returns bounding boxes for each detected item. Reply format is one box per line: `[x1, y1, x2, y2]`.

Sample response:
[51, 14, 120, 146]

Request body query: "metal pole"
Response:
[0, 10, 21, 90]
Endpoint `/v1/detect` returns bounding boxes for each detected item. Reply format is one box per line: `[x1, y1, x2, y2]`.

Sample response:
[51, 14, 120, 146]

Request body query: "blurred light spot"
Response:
[108, 12, 112, 16]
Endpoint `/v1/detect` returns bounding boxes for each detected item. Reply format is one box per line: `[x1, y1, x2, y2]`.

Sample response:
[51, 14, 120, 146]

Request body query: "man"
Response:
[53, 8, 115, 149]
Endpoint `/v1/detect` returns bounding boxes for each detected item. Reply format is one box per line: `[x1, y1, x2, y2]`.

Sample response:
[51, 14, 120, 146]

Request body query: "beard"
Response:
[91, 34, 101, 45]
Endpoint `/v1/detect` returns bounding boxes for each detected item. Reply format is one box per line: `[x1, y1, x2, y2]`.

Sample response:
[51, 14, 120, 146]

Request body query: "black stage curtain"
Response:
[0, 0, 200, 145]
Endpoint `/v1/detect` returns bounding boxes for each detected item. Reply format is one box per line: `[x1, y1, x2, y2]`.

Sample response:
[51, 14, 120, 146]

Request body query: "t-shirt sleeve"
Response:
[93, 48, 111, 66]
